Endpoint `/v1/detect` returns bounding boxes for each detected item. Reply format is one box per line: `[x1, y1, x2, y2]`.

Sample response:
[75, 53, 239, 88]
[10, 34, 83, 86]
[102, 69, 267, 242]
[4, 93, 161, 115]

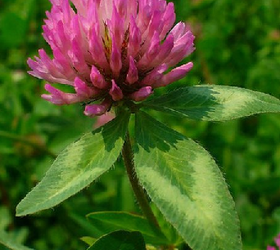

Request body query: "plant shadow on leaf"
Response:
[98, 111, 130, 152]
[133, 111, 242, 250]
[134, 113, 182, 153]
[143, 85, 280, 121]
[15, 112, 130, 216]
[145, 86, 219, 120]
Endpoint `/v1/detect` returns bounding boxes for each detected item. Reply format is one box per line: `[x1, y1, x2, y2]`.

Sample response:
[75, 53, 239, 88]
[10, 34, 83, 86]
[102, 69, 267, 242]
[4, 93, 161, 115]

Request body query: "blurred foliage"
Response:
[0, 0, 280, 249]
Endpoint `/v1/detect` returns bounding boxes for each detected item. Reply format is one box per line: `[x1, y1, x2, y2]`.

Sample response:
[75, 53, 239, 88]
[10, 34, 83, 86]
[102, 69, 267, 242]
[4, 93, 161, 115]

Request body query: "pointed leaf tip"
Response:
[87, 230, 146, 250]
[143, 85, 280, 121]
[16, 112, 130, 216]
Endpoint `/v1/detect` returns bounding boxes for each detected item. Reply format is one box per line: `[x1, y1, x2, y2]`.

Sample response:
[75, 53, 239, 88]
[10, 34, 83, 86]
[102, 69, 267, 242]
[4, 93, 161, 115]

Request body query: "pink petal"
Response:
[170, 22, 187, 40]
[141, 11, 162, 52]
[130, 86, 153, 102]
[84, 99, 112, 117]
[71, 0, 87, 16]
[114, 0, 127, 18]
[138, 31, 160, 69]
[159, 2, 176, 40]
[38, 49, 56, 74]
[61, 0, 73, 24]
[141, 64, 167, 86]
[27, 54, 74, 85]
[71, 37, 90, 76]
[74, 77, 99, 98]
[52, 48, 76, 81]
[166, 30, 195, 67]
[126, 0, 137, 19]
[55, 20, 70, 53]
[110, 38, 122, 78]
[127, 15, 141, 58]
[90, 65, 109, 89]
[137, 4, 152, 34]
[150, 33, 174, 68]
[85, 0, 99, 31]
[126, 56, 138, 84]
[154, 62, 193, 88]
[109, 80, 123, 101]
[108, 4, 124, 49]
[43, 83, 82, 105]
[89, 24, 109, 70]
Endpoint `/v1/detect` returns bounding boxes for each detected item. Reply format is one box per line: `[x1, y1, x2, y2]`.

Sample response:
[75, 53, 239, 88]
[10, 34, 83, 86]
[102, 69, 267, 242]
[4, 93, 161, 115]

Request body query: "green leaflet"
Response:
[87, 230, 146, 250]
[134, 112, 242, 250]
[87, 211, 168, 245]
[150, 204, 183, 245]
[0, 230, 34, 250]
[16, 112, 130, 216]
[143, 85, 280, 121]
[81, 236, 96, 246]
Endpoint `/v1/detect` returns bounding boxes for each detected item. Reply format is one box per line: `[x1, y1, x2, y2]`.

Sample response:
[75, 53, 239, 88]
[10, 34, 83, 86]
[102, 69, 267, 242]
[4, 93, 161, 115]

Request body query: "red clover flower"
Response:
[28, 0, 195, 117]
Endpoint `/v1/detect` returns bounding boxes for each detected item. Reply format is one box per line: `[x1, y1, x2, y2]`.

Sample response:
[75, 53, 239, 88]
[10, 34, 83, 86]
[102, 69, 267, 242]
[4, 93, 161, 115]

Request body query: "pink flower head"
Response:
[28, 0, 195, 117]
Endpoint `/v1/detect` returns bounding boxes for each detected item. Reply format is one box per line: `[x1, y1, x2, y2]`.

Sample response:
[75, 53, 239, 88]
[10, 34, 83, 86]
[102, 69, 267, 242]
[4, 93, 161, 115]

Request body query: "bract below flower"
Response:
[28, 0, 195, 116]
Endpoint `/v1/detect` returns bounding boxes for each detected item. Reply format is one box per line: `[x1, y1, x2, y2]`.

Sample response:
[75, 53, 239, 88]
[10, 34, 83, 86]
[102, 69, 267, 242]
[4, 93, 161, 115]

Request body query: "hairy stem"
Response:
[122, 132, 160, 229]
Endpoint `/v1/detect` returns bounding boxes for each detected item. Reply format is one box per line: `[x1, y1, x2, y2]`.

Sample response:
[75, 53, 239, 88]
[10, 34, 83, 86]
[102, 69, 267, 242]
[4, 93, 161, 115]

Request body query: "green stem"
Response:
[122, 132, 160, 229]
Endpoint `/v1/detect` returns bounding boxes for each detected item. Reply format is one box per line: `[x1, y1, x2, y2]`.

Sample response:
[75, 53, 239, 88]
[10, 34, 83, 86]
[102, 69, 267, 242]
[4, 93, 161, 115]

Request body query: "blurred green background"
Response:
[1, 0, 280, 249]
